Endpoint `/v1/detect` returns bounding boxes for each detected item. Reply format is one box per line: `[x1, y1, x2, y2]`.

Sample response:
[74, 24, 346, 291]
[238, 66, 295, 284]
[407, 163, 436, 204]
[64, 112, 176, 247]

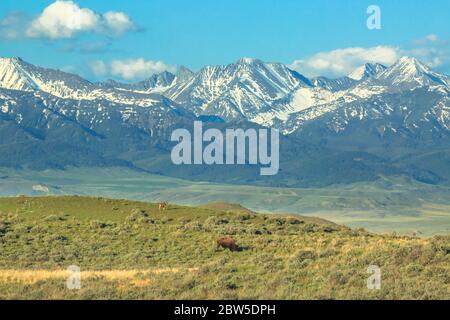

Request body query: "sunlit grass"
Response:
[0, 196, 448, 299]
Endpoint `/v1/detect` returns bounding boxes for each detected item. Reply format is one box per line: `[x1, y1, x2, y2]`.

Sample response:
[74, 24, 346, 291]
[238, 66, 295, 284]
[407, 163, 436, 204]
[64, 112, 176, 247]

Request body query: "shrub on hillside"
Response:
[205, 216, 229, 226]
[292, 249, 317, 267]
[126, 209, 154, 224]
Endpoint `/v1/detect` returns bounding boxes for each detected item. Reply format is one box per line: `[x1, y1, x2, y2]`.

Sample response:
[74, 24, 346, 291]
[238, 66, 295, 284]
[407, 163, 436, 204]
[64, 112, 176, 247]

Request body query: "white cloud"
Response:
[408, 47, 448, 68]
[423, 34, 440, 43]
[91, 58, 176, 80]
[291, 46, 402, 77]
[408, 35, 450, 69]
[414, 34, 448, 46]
[0, 12, 28, 39]
[0, 1, 137, 39]
[103, 11, 136, 36]
[291, 35, 450, 77]
[90, 61, 108, 76]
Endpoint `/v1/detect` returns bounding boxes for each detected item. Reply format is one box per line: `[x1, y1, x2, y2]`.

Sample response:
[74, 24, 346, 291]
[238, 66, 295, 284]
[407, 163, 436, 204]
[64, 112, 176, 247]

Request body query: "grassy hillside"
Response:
[2, 167, 450, 235]
[0, 196, 448, 299]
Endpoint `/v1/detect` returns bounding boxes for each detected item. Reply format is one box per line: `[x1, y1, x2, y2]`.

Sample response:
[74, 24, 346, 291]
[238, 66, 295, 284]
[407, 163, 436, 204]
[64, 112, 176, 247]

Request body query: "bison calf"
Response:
[217, 237, 238, 252]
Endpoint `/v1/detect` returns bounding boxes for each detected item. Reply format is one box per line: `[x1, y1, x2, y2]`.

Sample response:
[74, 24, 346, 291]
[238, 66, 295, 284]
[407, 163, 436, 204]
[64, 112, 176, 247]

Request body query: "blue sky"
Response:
[1, 0, 449, 81]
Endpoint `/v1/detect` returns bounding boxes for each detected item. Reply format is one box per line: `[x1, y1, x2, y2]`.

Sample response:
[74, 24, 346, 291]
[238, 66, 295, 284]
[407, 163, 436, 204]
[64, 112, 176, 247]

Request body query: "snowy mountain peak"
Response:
[175, 66, 195, 83]
[0, 56, 40, 91]
[393, 56, 430, 75]
[375, 56, 449, 87]
[5, 56, 23, 63]
[0, 57, 174, 107]
[0, 56, 93, 97]
[98, 71, 176, 93]
[0, 56, 22, 63]
[397, 55, 421, 65]
[163, 58, 312, 120]
[348, 63, 387, 81]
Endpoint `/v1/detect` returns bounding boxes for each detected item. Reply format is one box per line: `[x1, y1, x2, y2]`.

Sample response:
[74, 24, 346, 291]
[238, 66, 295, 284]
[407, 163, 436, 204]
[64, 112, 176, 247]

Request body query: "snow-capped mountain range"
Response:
[1, 55, 449, 186]
[2, 55, 448, 134]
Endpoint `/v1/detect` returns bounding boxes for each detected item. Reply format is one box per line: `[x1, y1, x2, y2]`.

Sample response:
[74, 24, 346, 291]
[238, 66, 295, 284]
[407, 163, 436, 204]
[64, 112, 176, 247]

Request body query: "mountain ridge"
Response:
[0, 55, 449, 187]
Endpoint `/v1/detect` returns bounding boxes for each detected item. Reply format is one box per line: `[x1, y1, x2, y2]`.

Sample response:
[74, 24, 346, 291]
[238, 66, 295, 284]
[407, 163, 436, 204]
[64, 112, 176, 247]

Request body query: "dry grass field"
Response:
[0, 196, 448, 299]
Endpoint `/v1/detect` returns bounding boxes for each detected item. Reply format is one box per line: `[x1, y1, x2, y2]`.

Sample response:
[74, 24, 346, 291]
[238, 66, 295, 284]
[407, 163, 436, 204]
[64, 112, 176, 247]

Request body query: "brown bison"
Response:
[217, 237, 238, 252]
[158, 202, 168, 211]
